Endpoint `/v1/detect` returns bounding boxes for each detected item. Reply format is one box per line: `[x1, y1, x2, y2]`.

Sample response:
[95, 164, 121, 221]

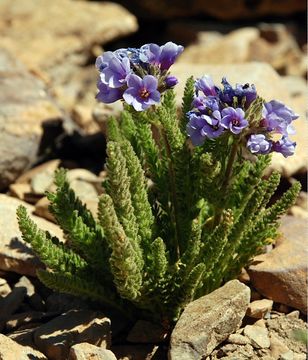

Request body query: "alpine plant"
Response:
[17, 42, 300, 326]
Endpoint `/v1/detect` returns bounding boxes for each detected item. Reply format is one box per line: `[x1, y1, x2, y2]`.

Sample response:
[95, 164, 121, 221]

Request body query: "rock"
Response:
[0, 0, 137, 73]
[0, 286, 27, 325]
[34, 196, 55, 222]
[227, 333, 250, 345]
[286, 311, 300, 319]
[69, 343, 117, 360]
[8, 324, 41, 348]
[34, 310, 111, 360]
[179, 27, 259, 64]
[281, 350, 295, 360]
[246, 299, 274, 319]
[266, 314, 307, 355]
[15, 160, 60, 185]
[0, 50, 63, 190]
[244, 325, 270, 349]
[250, 23, 305, 76]
[0, 277, 11, 297]
[289, 205, 308, 220]
[72, 105, 100, 135]
[45, 293, 89, 313]
[111, 344, 163, 360]
[169, 279, 250, 359]
[9, 183, 33, 202]
[117, 0, 306, 20]
[172, 61, 308, 177]
[127, 320, 168, 343]
[15, 275, 46, 311]
[270, 333, 291, 359]
[0, 194, 63, 276]
[31, 171, 54, 195]
[248, 216, 308, 313]
[5, 311, 56, 332]
[0, 333, 47, 360]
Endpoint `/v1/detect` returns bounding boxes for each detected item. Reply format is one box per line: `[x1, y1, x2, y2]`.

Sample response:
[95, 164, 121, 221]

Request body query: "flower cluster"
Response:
[186, 76, 298, 157]
[95, 42, 183, 111]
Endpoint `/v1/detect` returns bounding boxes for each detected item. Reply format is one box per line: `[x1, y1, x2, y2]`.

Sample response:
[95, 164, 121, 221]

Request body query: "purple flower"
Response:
[195, 75, 217, 96]
[96, 81, 122, 103]
[218, 77, 235, 104]
[262, 100, 298, 135]
[247, 134, 272, 155]
[140, 42, 183, 70]
[159, 42, 184, 70]
[186, 114, 207, 146]
[123, 74, 161, 111]
[165, 75, 178, 88]
[200, 111, 224, 139]
[192, 95, 220, 114]
[272, 136, 296, 157]
[234, 83, 257, 108]
[186, 111, 224, 145]
[100, 56, 131, 88]
[221, 107, 248, 134]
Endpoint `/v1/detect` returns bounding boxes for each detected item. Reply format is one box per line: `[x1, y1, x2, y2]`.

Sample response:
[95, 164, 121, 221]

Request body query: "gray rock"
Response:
[0, 194, 63, 276]
[246, 299, 274, 319]
[227, 333, 251, 345]
[0, 50, 63, 190]
[34, 310, 111, 360]
[169, 279, 250, 359]
[0, 333, 47, 360]
[0, 0, 137, 72]
[248, 216, 308, 314]
[69, 343, 117, 360]
[244, 325, 270, 349]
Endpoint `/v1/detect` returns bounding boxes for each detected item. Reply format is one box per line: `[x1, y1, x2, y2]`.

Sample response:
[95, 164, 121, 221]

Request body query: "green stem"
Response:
[213, 140, 238, 227]
[161, 128, 181, 261]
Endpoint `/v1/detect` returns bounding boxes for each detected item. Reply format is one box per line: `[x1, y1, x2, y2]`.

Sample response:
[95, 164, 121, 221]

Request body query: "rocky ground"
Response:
[0, 0, 307, 359]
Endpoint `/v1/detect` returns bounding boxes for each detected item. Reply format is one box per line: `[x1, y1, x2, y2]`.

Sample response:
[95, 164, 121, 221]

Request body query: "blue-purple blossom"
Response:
[186, 111, 224, 145]
[272, 136, 296, 158]
[96, 42, 183, 109]
[221, 107, 248, 134]
[100, 56, 131, 88]
[234, 83, 257, 107]
[247, 134, 272, 155]
[192, 95, 220, 114]
[262, 100, 298, 135]
[96, 81, 122, 103]
[195, 75, 217, 96]
[165, 75, 178, 88]
[123, 74, 160, 111]
[140, 42, 184, 70]
[218, 78, 257, 108]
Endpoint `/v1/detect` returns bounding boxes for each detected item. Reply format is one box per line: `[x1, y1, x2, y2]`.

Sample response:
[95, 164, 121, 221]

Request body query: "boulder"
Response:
[0, 0, 137, 73]
[0, 50, 63, 190]
[248, 216, 308, 313]
[169, 279, 250, 359]
[0, 334, 47, 360]
[69, 343, 117, 360]
[0, 194, 63, 276]
[34, 310, 111, 360]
